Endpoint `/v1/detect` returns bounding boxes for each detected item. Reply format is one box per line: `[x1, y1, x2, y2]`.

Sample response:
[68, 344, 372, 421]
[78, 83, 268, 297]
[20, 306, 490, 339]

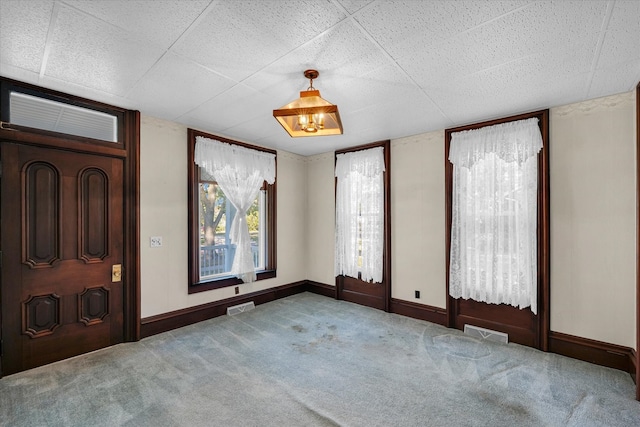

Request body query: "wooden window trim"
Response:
[334, 140, 391, 311]
[444, 109, 550, 350]
[187, 129, 277, 294]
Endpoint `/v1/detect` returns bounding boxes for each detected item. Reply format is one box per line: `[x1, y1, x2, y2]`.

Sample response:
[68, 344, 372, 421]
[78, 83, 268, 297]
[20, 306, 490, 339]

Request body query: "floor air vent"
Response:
[463, 324, 509, 344]
[227, 301, 255, 316]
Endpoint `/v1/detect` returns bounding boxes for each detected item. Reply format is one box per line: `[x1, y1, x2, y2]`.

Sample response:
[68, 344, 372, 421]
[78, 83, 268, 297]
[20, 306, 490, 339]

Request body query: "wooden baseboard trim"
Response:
[140, 281, 307, 338]
[305, 280, 336, 298]
[548, 331, 634, 373]
[390, 298, 447, 326]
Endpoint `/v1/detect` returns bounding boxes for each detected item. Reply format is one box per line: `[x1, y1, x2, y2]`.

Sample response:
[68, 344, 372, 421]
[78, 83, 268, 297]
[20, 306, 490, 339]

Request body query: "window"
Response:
[188, 130, 276, 294]
[199, 170, 266, 278]
[448, 117, 542, 313]
[1, 78, 125, 144]
[334, 146, 385, 283]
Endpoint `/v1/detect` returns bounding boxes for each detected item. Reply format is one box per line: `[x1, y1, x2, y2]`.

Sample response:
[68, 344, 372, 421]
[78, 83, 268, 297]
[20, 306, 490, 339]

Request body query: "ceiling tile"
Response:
[428, 62, 591, 126]
[0, 0, 53, 73]
[127, 53, 237, 121]
[172, 0, 347, 82]
[63, 0, 211, 49]
[243, 20, 392, 100]
[44, 5, 165, 96]
[355, 1, 531, 59]
[335, 0, 375, 15]
[0, 62, 41, 86]
[402, 30, 598, 93]
[596, 27, 640, 70]
[38, 73, 137, 110]
[180, 84, 272, 132]
[588, 59, 640, 99]
[343, 90, 449, 135]
[1, 0, 637, 157]
[221, 114, 286, 143]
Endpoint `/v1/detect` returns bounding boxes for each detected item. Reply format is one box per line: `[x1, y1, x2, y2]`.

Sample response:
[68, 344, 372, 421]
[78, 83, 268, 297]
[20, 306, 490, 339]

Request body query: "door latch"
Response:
[112, 264, 122, 282]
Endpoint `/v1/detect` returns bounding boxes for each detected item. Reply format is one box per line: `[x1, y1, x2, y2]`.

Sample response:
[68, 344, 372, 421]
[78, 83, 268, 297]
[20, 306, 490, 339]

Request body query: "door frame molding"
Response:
[444, 109, 550, 350]
[635, 81, 639, 401]
[335, 140, 391, 312]
[0, 78, 140, 375]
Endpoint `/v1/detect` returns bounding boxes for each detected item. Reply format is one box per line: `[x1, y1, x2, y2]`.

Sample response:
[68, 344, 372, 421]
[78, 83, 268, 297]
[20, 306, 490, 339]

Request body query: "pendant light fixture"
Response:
[273, 69, 343, 137]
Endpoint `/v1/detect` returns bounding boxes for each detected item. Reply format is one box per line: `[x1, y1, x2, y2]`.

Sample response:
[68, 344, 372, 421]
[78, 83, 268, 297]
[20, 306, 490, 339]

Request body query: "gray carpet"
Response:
[1, 292, 639, 426]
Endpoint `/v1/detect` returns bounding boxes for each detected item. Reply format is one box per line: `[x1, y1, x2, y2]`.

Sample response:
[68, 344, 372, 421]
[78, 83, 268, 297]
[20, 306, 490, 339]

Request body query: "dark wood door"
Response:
[1, 142, 124, 375]
[336, 141, 391, 312]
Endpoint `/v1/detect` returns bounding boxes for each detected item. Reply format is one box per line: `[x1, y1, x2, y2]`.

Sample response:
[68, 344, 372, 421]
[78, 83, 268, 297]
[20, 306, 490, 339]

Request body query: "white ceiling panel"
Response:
[180, 83, 272, 131]
[0, 0, 638, 156]
[589, 59, 640, 99]
[334, 0, 375, 15]
[37, 72, 137, 110]
[0, 0, 53, 73]
[44, 4, 165, 96]
[173, 0, 347, 82]
[0, 62, 41, 86]
[243, 20, 392, 99]
[596, 26, 640, 70]
[127, 53, 236, 121]
[221, 114, 287, 143]
[354, 1, 531, 58]
[63, 0, 211, 49]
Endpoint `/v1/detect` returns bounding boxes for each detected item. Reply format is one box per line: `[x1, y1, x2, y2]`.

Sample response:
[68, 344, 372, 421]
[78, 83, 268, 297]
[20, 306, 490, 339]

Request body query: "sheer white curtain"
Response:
[449, 118, 542, 313]
[335, 147, 385, 283]
[195, 136, 275, 283]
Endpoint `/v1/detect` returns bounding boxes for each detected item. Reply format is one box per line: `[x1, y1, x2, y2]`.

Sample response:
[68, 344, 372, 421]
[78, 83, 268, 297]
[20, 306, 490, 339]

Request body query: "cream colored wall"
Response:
[305, 153, 336, 286]
[140, 89, 637, 349]
[550, 91, 636, 348]
[391, 131, 447, 308]
[140, 116, 307, 318]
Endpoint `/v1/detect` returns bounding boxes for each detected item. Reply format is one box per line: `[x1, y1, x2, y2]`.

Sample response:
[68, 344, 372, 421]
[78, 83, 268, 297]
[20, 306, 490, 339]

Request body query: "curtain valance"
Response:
[335, 146, 385, 178]
[449, 118, 542, 168]
[195, 136, 276, 184]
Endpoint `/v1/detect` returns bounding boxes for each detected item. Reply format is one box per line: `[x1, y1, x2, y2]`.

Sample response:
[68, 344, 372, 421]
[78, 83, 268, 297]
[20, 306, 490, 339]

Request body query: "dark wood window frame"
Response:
[187, 129, 276, 294]
[334, 140, 391, 312]
[635, 81, 639, 401]
[445, 110, 550, 350]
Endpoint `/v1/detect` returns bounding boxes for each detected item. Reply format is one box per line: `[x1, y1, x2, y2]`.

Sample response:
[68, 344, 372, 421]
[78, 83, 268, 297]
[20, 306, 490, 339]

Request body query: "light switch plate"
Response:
[150, 236, 163, 247]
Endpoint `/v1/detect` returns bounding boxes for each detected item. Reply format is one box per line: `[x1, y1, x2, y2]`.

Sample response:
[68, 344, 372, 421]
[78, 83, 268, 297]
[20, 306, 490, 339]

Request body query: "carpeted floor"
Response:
[1, 292, 639, 426]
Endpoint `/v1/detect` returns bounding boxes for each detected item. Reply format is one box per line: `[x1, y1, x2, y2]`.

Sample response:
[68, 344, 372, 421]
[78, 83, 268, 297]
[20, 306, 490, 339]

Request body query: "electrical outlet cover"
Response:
[150, 236, 163, 247]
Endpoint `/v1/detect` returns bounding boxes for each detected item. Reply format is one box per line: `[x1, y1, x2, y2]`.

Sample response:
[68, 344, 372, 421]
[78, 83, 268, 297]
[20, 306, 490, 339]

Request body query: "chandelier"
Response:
[273, 69, 343, 137]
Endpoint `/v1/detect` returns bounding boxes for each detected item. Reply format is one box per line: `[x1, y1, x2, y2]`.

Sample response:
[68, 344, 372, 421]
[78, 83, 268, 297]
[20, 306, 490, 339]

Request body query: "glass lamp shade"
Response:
[273, 90, 343, 137]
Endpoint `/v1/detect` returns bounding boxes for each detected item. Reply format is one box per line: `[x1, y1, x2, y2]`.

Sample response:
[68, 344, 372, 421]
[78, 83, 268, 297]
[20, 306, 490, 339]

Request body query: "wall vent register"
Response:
[9, 91, 118, 142]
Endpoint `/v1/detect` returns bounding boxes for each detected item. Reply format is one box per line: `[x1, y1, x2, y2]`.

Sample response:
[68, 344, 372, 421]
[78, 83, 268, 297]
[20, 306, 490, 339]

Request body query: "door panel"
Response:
[1, 142, 124, 374]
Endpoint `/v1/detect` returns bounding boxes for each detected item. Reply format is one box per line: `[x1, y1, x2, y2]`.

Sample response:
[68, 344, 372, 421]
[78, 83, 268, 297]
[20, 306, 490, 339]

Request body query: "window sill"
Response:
[188, 269, 276, 294]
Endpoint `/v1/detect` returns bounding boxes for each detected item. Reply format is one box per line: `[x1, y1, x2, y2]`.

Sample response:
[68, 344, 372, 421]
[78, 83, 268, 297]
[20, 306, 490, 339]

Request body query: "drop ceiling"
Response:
[1, 0, 638, 156]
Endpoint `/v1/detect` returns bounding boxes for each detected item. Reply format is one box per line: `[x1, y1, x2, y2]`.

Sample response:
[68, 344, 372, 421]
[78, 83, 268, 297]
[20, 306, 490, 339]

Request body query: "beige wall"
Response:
[140, 89, 637, 349]
[140, 116, 307, 318]
[305, 153, 336, 286]
[391, 131, 446, 307]
[550, 91, 636, 348]
[300, 92, 636, 349]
